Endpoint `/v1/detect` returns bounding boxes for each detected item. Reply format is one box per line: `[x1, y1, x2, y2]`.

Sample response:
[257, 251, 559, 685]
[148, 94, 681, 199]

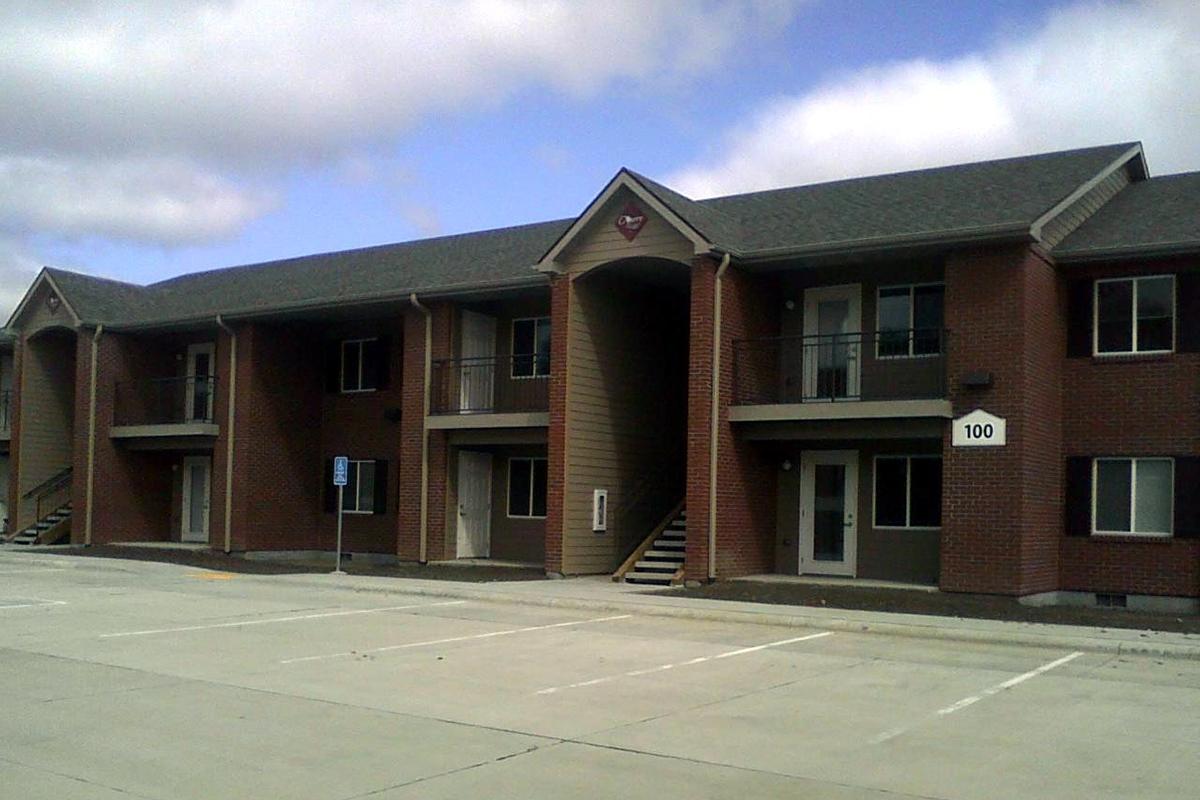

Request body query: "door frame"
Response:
[799, 449, 859, 576]
[186, 342, 216, 421]
[459, 311, 497, 413]
[802, 284, 862, 400]
[180, 456, 212, 544]
[456, 450, 493, 558]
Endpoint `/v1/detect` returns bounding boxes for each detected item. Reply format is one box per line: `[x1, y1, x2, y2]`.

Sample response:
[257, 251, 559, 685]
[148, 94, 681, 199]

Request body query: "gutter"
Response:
[215, 315, 237, 554]
[1053, 240, 1200, 264]
[708, 252, 732, 581]
[84, 324, 103, 546]
[728, 223, 1033, 266]
[409, 294, 432, 565]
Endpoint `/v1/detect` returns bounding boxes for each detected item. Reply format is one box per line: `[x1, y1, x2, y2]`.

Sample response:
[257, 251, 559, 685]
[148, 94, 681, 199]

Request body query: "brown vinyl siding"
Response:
[15, 331, 77, 528]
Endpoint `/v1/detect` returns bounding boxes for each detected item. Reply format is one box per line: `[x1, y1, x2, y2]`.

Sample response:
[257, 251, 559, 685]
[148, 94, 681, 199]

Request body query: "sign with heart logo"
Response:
[614, 202, 648, 241]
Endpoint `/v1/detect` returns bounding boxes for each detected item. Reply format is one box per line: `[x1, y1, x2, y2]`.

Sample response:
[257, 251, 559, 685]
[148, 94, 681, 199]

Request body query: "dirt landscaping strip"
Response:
[39, 546, 547, 583]
[653, 581, 1200, 634]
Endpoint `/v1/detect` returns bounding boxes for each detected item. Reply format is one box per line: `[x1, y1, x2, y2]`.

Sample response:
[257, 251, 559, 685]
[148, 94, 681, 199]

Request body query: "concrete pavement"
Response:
[2, 549, 1199, 799]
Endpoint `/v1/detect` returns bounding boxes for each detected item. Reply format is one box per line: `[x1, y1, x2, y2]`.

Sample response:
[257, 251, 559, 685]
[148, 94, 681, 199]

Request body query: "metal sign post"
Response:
[332, 456, 349, 575]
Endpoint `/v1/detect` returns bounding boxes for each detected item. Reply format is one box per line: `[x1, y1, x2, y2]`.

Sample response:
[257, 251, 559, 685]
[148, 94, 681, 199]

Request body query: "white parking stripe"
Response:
[0, 599, 68, 610]
[535, 631, 833, 695]
[280, 613, 633, 664]
[100, 601, 467, 638]
[870, 651, 1085, 744]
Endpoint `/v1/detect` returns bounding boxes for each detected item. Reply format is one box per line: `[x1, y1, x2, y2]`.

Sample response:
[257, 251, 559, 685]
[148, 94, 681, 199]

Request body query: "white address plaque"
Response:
[952, 409, 1007, 447]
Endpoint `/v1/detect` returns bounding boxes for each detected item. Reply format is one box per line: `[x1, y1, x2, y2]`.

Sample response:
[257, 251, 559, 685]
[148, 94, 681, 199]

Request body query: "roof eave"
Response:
[1053, 240, 1200, 264]
[727, 224, 1034, 266]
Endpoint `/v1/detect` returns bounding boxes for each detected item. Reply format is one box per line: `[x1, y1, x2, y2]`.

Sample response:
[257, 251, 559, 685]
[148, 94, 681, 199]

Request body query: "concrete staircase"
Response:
[623, 509, 686, 586]
[9, 504, 72, 546]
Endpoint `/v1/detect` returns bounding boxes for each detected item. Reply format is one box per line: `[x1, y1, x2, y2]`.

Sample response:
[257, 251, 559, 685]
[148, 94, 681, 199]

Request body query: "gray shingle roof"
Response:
[694, 143, 1139, 256]
[27, 143, 1149, 329]
[1053, 172, 1200, 261]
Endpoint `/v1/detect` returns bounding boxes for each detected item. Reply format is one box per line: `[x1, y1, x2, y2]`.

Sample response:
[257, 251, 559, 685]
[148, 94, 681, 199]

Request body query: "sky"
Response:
[3, 0, 1199, 318]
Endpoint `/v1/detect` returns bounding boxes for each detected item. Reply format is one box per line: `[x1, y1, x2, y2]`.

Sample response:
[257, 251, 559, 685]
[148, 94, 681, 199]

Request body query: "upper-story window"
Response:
[512, 317, 551, 378]
[341, 338, 379, 392]
[877, 284, 944, 358]
[1094, 275, 1174, 355]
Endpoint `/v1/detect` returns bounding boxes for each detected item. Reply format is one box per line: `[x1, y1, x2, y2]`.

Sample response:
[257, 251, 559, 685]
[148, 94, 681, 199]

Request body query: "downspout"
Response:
[215, 316, 237, 553]
[708, 253, 731, 581]
[84, 324, 103, 546]
[409, 294, 432, 564]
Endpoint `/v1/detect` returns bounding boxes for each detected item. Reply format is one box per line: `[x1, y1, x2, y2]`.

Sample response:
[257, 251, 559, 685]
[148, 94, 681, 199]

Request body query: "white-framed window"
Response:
[341, 338, 378, 392]
[873, 455, 942, 529]
[511, 317, 551, 378]
[1094, 275, 1174, 355]
[342, 460, 377, 514]
[876, 283, 944, 358]
[1092, 458, 1173, 536]
[507, 457, 548, 518]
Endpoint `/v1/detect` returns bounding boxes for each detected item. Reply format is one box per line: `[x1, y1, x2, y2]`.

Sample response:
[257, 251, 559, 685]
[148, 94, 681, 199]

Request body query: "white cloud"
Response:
[0, 156, 277, 244]
[0, 236, 42, 321]
[670, 1, 1200, 197]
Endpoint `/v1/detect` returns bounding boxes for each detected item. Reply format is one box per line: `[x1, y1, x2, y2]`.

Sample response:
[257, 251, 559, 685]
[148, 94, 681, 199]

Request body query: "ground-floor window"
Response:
[507, 457, 547, 518]
[1093, 457, 1173, 536]
[325, 458, 388, 515]
[873, 455, 942, 528]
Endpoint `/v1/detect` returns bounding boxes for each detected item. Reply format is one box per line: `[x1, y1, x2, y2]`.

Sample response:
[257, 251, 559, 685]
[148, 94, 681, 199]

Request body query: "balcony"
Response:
[428, 355, 550, 429]
[111, 376, 220, 443]
[730, 330, 952, 424]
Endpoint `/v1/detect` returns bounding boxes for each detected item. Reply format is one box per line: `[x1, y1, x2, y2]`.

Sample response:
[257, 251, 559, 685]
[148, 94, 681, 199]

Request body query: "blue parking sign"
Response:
[333, 456, 349, 487]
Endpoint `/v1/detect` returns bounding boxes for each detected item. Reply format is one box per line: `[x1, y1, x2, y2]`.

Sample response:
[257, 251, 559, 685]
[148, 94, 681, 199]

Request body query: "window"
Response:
[1094, 276, 1174, 354]
[508, 457, 548, 518]
[512, 318, 551, 378]
[341, 338, 378, 392]
[342, 460, 376, 514]
[1093, 458, 1173, 536]
[877, 284, 944, 357]
[874, 456, 942, 528]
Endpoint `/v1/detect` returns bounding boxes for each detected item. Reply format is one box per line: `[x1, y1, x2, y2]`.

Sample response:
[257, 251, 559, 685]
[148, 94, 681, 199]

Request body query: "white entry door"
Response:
[459, 311, 497, 413]
[180, 456, 212, 543]
[456, 451, 493, 558]
[799, 450, 858, 576]
[186, 343, 216, 422]
[802, 285, 861, 400]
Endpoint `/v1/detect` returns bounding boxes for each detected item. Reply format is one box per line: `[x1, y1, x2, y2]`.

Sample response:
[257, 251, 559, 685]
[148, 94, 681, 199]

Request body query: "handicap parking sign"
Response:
[333, 456, 349, 487]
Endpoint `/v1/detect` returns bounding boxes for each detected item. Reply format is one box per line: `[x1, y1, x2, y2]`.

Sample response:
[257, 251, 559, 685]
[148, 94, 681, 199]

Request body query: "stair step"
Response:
[654, 539, 685, 550]
[634, 560, 677, 573]
[642, 549, 685, 561]
[624, 571, 677, 586]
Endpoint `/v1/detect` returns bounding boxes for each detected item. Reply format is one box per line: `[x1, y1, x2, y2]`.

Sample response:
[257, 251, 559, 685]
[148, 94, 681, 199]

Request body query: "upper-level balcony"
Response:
[429, 355, 550, 429]
[111, 376, 220, 443]
[730, 329, 952, 423]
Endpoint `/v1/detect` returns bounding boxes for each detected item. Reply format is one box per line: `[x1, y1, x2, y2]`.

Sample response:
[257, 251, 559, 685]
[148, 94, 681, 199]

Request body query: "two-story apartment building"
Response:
[5, 142, 1198, 610]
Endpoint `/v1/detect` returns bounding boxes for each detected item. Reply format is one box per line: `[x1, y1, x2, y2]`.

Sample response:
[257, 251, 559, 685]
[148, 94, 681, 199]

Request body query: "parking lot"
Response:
[2, 550, 1198, 799]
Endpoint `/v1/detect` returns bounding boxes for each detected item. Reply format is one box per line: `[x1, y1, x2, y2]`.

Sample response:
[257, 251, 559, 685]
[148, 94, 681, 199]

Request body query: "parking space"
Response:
[1, 550, 1198, 799]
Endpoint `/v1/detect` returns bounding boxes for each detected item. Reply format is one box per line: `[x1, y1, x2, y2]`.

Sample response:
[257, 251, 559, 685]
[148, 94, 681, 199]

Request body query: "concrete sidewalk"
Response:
[8, 550, 1200, 660]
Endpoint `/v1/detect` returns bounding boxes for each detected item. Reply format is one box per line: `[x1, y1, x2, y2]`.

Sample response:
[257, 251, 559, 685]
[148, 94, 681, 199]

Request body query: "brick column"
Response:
[544, 273, 570, 575]
[941, 245, 1064, 595]
[398, 303, 453, 562]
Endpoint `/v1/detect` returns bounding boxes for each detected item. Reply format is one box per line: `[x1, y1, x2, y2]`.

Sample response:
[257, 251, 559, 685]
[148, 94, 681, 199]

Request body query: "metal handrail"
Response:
[23, 466, 72, 501]
[113, 375, 218, 425]
[430, 354, 550, 414]
[0, 389, 11, 433]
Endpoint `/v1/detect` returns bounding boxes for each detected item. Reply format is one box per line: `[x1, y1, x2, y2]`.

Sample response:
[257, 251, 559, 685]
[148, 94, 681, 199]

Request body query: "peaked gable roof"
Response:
[10, 142, 1155, 330]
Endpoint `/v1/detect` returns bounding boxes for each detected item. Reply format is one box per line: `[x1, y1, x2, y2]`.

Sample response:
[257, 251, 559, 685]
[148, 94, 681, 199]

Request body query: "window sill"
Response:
[1085, 533, 1175, 544]
[339, 388, 379, 395]
[1089, 352, 1174, 365]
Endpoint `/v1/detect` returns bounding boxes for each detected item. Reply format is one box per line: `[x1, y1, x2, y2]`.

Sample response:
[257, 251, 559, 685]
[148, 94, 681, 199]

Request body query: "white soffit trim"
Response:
[536, 171, 712, 272]
[1030, 143, 1144, 244]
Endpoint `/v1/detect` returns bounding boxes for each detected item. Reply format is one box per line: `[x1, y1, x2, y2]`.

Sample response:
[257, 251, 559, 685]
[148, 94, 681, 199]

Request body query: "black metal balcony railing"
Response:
[431, 355, 550, 415]
[113, 376, 218, 426]
[0, 389, 11, 434]
[732, 329, 948, 405]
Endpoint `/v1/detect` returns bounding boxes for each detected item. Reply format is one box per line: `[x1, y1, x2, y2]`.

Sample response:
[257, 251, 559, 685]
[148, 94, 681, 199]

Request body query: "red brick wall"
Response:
[227, 322, 323, 551]
[545, 273, 569, 574]
[1059, 257, 1200, 597]
[398, 303, 453, 562]
[318, 318, 405, 554]
[686, 258, 779, 581]
[941, 245, 1063, 595]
